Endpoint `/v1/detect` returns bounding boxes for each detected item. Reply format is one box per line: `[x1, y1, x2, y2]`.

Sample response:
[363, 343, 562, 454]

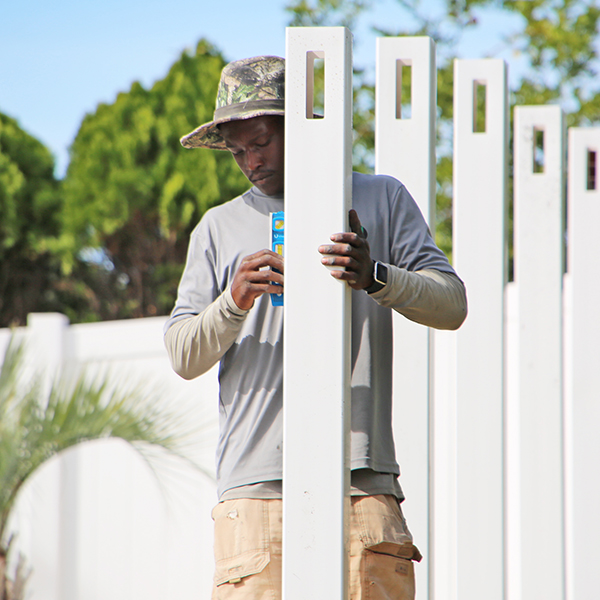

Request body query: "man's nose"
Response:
[246, 149, 264, 171]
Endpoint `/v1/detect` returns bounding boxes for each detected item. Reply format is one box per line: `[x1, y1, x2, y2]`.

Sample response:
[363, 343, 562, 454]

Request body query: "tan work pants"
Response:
[211, 494, 422, 599]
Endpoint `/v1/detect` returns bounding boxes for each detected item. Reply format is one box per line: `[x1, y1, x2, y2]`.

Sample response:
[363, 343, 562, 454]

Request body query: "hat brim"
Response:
[180, 107, 285, 150]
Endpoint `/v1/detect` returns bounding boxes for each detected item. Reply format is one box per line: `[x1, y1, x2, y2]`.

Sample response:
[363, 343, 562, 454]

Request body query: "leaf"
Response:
[0, 335, 207, 548]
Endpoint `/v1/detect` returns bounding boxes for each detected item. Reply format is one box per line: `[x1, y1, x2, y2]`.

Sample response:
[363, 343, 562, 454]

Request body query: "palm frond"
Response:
[0, 334, 204, 545]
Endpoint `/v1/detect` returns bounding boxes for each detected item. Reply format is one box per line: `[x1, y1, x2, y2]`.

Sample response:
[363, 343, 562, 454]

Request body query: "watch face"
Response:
[375, 262, 388, 285]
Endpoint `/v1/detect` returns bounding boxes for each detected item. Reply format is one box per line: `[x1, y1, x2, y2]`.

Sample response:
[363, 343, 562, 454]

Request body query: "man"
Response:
[165, 56, 467, 600]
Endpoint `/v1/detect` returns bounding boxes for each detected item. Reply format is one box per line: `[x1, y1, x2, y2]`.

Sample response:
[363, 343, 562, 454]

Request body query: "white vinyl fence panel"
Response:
[564, 127, 600, 600]
[375, 36, 436, 600]
[513, 105, 566, 600]
[283, 26, 353, 600]
[450, 58, 508, 600]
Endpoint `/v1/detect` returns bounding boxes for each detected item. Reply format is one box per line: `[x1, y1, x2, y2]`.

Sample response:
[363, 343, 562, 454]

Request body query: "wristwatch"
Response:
[365, 261, 388, 294]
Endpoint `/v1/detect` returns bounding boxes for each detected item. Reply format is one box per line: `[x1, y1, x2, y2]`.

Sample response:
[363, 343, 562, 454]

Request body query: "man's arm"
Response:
[367, 267, 466, 330]
[318, 209, 467, 331]
[165, 249, 284, 380]
[165, 288, 248, 380]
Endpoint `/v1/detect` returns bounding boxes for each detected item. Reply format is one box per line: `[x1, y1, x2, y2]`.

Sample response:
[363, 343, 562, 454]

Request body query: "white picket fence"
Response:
[2, 30, 599, 600]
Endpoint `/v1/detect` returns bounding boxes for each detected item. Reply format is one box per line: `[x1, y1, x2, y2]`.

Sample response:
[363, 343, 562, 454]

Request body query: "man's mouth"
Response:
[251, 172, 271, 184]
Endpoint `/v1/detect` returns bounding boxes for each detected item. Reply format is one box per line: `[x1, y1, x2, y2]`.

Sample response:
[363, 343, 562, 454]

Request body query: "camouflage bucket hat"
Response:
[180, 56, 285, 150]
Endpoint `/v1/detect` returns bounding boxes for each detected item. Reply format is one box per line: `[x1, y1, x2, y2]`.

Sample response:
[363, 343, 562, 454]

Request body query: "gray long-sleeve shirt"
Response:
[164, 172, 467, 499]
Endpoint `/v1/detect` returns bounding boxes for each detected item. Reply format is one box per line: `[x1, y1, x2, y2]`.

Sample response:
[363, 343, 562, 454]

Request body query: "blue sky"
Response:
[0, 0, 522, 177]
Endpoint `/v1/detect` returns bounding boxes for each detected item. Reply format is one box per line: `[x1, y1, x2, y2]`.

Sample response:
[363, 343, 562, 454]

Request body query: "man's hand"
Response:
[318, 209, 374, 291]
[231, 249, 284, 310]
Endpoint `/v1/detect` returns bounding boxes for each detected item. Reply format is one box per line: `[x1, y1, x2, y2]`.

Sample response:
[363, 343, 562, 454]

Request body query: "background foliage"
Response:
[57, 40, 249, 321]
[1, 0, 599, 325]
[1, 40, 248, 326]
[0, 114, 62, 326]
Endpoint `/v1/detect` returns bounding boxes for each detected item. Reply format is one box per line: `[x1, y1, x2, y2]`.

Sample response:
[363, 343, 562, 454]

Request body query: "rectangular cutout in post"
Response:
[395, 59, 412, 119]
[587, 149, 597, 190]
[306, 51, 325, 119]
[472, 80, 487, 133]
[533, 127, 545, 173]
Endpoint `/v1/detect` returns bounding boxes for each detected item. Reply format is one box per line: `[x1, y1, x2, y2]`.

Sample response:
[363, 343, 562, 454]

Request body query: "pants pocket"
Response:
[350, 495, 422, 599]
[354, 495, 422, 562]
[214, 550, 271, 587]
[212, 500, 271, 586]
[362, 551, 416, 600]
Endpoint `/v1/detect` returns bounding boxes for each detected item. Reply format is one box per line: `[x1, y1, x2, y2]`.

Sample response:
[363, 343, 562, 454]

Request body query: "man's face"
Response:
[219, 115, 285, 196]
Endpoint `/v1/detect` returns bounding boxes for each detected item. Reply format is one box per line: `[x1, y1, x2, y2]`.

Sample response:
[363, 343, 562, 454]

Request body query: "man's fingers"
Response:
[244, 248, 284, 264]
[319, 242, 357, 256]
[320, 254, 358, 271]
[245, 268, 284, 285]
[231, 249, 285, 310]
[242, 249, 284, 272]
[349, 209, 367, 239]
[325, 264, 363, 289]
[319, 213, 373, 291]
[328, 231, 367, 247]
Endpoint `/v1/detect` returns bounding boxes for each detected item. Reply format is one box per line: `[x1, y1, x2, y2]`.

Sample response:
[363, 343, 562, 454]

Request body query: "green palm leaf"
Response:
[0, 334, 203, 546]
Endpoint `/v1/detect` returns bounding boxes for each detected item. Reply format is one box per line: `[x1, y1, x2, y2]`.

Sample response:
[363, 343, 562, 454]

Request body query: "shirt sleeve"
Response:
[369, 268, 467, 330]
[163, 213, 249, 380]
[368, 176, 468, 330]
[164, 288, 249, 380]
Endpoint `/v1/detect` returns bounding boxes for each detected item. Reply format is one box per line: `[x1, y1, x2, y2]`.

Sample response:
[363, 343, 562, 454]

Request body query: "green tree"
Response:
[0, 336, 199, 599]
[0, 114, 137, 327]
[504, 0, 600, 124]
[0, 114, 62, 326]
[60, 39, 249, 321]
[287, 0, 370, 28]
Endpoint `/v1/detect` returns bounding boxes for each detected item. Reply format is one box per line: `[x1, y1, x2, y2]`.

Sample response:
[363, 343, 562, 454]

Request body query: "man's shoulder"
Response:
[203, 191, 250, 220]
[352, 171, 405, 193]
[193, 191, 256, 233]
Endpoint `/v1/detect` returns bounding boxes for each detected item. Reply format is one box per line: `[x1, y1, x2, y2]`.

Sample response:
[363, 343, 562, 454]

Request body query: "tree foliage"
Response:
[0, 114, 62, 326]
[504, 0, 600, 125]
[287, 0, 371, 28]
[0, 114, 128, 327]
[59, 40, 249, 321]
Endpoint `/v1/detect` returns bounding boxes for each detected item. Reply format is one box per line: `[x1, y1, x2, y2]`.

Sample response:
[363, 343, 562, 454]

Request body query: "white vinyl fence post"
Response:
[564, 127, 600, 600]
[283, 26, 353, 600]
[513, 105, 565, 600]
[375, 36, 436, 600]
[451, 59, 508, 600]
[25, 313, 74, 600]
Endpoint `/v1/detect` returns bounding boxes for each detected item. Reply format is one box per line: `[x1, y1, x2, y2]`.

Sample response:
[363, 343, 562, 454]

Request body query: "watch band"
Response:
[365, 261, 388, 294]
